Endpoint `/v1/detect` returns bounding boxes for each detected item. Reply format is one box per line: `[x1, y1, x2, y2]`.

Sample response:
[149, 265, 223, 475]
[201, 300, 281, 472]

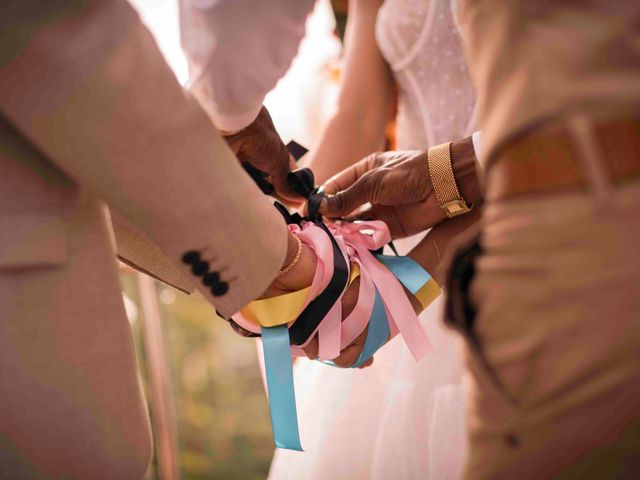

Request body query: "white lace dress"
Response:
[269, 1, 476, 478]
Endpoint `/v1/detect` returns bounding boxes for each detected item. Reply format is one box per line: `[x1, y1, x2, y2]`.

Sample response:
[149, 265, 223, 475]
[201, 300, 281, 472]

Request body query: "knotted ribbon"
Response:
[233, 167, 439, 450]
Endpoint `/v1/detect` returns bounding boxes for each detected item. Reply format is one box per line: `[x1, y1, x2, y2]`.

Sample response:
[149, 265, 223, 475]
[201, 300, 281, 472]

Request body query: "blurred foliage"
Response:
[120, 270, 274, 479]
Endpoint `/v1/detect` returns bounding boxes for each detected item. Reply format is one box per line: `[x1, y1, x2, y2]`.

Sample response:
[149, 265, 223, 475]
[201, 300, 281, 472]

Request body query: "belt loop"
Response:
[567, 112, 613, 207]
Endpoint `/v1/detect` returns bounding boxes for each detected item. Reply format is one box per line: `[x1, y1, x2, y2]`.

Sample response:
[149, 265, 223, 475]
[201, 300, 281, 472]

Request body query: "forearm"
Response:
[408, 207, 481, 288]
[409, 135, 483, 287]
[307, 0, 394, 184]
[308, 108, 389, 183]
[0, 0, 288, 316]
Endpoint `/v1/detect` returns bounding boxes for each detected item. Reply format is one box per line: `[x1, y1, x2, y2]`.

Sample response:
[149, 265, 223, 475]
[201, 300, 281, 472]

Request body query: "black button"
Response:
[182, 250, 200, 265]
[191, 260, 209, 276]
[203, 272, 221, 286]
[211, 282, 229, 297]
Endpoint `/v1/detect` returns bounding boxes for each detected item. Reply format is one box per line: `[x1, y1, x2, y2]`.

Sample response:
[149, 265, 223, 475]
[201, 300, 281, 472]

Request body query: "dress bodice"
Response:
[375, 0, 476, 149]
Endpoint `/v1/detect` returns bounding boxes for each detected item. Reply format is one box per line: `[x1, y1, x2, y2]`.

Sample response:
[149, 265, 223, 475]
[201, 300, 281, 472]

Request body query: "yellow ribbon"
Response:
[241, 263, 436, 328]
[414, 278, 441, 310]
[241, 287, 311, 327]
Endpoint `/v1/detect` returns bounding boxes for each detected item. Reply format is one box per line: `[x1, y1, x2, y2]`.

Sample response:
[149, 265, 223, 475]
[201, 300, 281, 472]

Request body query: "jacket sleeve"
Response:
[111, 212, 195, 294]
[0, 0, 288, 317]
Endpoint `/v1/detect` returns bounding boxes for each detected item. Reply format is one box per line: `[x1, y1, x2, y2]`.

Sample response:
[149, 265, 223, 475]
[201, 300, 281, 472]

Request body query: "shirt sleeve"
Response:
[471, 130, 484, 169]
[179, 0, 316, 131]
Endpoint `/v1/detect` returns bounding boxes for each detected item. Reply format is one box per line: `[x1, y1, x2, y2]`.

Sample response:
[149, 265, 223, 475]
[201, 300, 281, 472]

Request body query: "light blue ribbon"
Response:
[261, 325, 303, 451]
[260, 254, 432, 451]
[350, 287, 390, 368]
[349, 255, 431, 368]
[323, 255, 432, 369]
[376, 254, 432, 295]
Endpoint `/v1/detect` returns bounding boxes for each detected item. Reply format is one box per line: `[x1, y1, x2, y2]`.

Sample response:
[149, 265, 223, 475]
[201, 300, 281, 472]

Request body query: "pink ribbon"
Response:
[236, 220, 431, 362]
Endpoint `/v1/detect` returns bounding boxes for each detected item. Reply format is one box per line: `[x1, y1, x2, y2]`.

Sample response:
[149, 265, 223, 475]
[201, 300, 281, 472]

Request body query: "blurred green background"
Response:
[120, 270, 274, 480]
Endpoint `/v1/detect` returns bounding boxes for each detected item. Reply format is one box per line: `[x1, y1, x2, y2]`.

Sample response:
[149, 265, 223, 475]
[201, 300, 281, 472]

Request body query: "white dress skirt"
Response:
[269, 0, 477, 478]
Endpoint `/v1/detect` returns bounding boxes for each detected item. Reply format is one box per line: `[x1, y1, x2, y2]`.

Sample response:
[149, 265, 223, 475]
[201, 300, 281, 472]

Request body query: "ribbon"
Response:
[242, 287, 311, 327]
[351, 288, 389, 367]
[261, 325, 303, 451]
[284, 170, 350, 347]
[242, 140, 309, 195]
[232, 167, 440, 451]
[377, 254, 441, 311]
[337, 222, 433, 361]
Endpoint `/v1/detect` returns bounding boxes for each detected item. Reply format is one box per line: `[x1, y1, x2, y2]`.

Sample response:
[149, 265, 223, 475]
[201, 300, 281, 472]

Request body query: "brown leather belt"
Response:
[487, 117, 640, 201]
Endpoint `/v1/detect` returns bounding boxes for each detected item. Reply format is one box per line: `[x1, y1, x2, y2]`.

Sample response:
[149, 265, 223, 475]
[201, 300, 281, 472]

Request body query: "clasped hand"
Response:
[254, 147, 480, 367]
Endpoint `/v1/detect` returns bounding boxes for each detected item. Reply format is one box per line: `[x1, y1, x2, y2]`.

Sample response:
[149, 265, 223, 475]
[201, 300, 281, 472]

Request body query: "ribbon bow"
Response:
[233, 166, 439, 451]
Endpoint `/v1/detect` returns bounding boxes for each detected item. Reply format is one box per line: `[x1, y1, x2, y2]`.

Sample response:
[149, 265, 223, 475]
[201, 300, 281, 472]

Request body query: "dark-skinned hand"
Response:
[319, 137, 481, 239]
[223, 106, 302, 205]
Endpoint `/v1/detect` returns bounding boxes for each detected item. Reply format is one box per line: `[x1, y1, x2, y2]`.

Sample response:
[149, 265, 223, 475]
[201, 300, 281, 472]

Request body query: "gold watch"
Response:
[427, 142, 473, 218]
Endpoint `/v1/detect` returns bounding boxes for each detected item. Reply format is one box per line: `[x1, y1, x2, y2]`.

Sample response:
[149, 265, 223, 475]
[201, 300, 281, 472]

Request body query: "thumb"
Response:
[320, 173, 376, 218]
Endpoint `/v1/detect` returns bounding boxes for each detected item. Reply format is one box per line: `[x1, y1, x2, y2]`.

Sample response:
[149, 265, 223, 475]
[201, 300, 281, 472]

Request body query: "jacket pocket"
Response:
[0, 211, 69, 270]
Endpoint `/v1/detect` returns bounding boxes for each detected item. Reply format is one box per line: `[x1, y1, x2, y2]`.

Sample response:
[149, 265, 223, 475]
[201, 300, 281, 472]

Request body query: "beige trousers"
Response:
[460, 175, 640, 478]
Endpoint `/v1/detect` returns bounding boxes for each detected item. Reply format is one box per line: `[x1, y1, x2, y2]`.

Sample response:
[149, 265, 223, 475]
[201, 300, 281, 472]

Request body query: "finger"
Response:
[358, 357, 374, 369]
[320, 172, 379, 219]
[321, 153, 385, 196]
[302, 335, 319, 360]
[332, 346, 361, 368]
[270, 146, 306, 203]
[332, 327, 368, 367]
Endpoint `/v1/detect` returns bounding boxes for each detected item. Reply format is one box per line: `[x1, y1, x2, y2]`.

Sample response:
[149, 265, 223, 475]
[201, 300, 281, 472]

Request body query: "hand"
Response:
[319, 137, 482, 239]
[223, 106, 302, 205]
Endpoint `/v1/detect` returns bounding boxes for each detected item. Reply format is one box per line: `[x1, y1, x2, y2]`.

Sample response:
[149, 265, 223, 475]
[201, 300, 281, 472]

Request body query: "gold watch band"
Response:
[427, 142, 472, 218]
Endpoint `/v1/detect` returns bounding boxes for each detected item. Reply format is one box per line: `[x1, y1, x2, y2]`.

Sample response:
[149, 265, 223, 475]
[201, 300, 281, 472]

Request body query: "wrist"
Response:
[450, 136, 483, 205]
[280, 232, 302, 274]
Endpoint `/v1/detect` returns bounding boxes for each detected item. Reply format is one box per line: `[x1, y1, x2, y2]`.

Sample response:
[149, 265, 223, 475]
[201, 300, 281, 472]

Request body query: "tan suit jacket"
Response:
[0, 0, 288, 476]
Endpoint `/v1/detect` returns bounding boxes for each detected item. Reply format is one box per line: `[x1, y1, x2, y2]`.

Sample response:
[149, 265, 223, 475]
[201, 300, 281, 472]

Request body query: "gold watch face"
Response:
[442, 200, 472, 218]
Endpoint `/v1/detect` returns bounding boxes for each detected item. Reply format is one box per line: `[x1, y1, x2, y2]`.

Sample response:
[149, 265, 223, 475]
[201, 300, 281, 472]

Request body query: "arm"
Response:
[307, 0, 396, 184]
[0, 0, 297, 317]
[320, 136, 483, 238]
[180, 0, 315, 132]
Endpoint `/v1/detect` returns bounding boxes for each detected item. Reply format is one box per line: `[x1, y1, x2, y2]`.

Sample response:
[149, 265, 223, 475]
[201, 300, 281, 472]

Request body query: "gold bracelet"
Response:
[279, 233, 303, 276]
[427, 142, 473, 218]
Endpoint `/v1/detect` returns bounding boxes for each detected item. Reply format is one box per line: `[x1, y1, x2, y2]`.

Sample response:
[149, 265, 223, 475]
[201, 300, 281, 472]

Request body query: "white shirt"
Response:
[180, 0, 315, 131]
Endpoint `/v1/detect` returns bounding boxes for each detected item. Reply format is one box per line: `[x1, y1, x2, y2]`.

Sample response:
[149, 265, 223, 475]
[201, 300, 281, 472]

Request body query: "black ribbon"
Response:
[229, 166, 350, 345]
[241, 141, 309, 196]
[231, 138, 354, 344]
[242, 161, 276, 195]
[282, 168, 350, 346]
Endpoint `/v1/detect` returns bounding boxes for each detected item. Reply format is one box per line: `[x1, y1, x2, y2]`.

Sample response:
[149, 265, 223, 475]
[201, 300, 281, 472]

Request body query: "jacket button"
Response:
[182, 250, 200, 265]
[211, 282, 229, 297]
[191, 260, 209, 276]
[203, 272, 221, 286]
